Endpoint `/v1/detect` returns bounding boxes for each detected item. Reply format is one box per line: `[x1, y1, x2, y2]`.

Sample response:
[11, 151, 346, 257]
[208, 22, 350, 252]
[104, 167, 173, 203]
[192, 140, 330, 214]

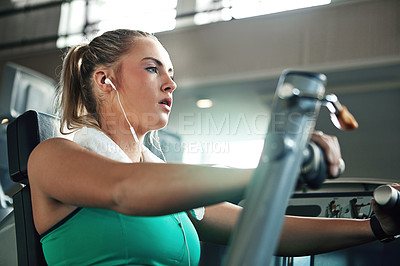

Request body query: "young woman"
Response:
[28, 29, 399, 265]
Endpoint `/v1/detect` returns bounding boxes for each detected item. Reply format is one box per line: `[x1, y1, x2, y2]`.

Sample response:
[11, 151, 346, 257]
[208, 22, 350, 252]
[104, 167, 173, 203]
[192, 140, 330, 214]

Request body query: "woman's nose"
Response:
[162, 76, 177, 93]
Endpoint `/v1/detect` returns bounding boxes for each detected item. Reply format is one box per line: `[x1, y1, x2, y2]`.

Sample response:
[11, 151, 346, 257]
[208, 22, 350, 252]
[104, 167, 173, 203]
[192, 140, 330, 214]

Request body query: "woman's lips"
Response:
[159, 97, 172, 111]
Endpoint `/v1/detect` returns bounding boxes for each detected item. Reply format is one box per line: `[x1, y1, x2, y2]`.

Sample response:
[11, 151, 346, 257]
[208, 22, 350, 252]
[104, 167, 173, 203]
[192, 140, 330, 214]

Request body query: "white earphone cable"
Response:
[174, 214, 191, 266]
[114, 88, 138, 143]
[106, 78, 142, 162]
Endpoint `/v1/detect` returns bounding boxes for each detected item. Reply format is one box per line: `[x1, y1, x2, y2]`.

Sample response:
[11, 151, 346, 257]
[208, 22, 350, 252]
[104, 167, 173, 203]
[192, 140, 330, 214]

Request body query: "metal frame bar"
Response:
[225, 71, 327, 265]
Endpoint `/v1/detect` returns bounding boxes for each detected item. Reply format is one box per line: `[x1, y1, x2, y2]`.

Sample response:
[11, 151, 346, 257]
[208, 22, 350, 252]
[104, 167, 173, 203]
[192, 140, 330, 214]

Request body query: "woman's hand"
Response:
[310, 131, 343, 177]
[372, 184, 400, 237]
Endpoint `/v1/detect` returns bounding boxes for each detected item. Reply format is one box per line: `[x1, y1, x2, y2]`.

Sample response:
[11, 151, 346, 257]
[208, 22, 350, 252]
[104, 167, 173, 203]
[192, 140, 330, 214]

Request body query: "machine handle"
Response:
[324, 94, 359, 130]
[374, 185, 400, 212]
[330, 104, 359, 130]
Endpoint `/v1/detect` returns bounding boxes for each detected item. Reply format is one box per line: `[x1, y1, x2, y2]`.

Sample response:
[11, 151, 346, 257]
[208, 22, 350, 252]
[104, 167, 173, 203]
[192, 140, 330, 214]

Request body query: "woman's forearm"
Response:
[189, 202, 378, 256]
[277, 216, 376, 257]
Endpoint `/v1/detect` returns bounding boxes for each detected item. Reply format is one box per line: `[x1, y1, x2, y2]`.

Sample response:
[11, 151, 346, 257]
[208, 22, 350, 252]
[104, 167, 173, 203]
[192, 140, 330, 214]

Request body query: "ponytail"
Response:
[56, 44, 99, 134]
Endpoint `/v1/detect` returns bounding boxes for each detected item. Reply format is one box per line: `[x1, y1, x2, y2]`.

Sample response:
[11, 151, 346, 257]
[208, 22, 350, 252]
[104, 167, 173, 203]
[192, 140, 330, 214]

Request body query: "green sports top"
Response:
[40, 127, 201, 265]
[40, 208, 200, 265]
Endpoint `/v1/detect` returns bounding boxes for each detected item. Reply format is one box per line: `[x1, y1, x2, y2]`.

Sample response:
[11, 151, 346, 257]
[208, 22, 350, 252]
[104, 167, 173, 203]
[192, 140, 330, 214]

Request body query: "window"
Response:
[194, 0, 332, 25]
[57, 0, 177, 48]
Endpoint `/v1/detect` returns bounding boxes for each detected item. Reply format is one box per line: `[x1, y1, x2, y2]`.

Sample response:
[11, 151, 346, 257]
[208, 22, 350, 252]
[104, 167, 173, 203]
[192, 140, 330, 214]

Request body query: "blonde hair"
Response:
[56, 29, 157, 134]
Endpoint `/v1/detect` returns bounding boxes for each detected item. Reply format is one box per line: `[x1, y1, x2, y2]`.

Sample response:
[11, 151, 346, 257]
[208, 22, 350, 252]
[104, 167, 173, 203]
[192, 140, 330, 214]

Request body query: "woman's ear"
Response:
[93, 70, 113, 93]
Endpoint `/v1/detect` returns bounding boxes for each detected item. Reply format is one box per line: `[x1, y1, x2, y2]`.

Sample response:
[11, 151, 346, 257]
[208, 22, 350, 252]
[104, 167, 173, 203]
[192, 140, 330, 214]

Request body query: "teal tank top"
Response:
[40, 208, 201, 265]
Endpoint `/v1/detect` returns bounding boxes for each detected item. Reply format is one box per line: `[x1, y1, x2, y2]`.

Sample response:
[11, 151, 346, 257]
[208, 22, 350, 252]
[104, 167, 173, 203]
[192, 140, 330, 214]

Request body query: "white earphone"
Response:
[105, 78, 141, 159]
[105, 78, 117, 91]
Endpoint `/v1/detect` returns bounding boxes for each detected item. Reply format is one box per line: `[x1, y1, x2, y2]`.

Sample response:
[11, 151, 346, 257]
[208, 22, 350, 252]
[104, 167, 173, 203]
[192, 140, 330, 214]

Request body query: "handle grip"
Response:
[374, 185, 400, 212]
[300, 142, 344, 189]
[332, 105, 359, 130]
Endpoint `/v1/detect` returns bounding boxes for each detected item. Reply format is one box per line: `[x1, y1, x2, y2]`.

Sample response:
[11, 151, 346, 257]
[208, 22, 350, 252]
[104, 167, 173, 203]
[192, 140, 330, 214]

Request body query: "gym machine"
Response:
[225, 70, 359, 266]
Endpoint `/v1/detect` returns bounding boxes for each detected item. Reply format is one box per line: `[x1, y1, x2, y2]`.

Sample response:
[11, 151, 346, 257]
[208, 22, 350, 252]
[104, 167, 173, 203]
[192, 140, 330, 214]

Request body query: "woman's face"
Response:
[115, 37, 176, 134]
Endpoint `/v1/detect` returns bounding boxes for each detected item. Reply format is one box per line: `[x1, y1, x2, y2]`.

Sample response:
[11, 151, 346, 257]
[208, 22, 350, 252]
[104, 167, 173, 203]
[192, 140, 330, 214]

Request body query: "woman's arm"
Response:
[277, 216, 375, 256]
[280, 186, 400, 256]
[28, 138, 251, 216]
[190, 202, 376, 257]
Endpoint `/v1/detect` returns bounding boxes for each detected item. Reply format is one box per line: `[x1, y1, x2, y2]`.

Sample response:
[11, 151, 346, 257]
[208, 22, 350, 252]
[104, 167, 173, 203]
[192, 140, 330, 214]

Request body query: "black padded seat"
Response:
[7, 110, 61, 266]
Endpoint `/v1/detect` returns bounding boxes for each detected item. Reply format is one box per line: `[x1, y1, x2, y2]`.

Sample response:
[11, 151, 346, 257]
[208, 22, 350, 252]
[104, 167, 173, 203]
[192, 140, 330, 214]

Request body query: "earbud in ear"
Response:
[105, 78, 117, 91]
[105, 76, 141, 158]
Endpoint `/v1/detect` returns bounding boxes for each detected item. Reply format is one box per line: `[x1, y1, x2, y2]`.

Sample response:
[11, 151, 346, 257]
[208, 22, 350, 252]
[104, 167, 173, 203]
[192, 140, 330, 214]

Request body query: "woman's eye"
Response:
[146, 67, 157, 73]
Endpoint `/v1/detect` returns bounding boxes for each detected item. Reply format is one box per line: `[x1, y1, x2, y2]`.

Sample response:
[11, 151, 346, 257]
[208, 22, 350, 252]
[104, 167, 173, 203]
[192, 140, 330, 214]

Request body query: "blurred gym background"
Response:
[0, 1, 399, 265]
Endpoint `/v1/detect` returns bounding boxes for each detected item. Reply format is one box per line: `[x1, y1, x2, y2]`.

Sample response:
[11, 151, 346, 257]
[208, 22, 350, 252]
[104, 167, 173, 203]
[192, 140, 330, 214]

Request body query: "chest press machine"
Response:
[225, 70, 358, 266]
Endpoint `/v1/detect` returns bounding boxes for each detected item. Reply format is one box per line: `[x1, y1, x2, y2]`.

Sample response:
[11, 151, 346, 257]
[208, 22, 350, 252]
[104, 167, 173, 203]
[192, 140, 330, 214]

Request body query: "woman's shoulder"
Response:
[32, 137, 75, 155]
[28, 137, 81, 172]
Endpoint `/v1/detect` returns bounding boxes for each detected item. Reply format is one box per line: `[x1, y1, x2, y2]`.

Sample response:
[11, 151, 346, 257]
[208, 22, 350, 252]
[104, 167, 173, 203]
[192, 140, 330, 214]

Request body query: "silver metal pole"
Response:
[224, 70, 326, 266]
